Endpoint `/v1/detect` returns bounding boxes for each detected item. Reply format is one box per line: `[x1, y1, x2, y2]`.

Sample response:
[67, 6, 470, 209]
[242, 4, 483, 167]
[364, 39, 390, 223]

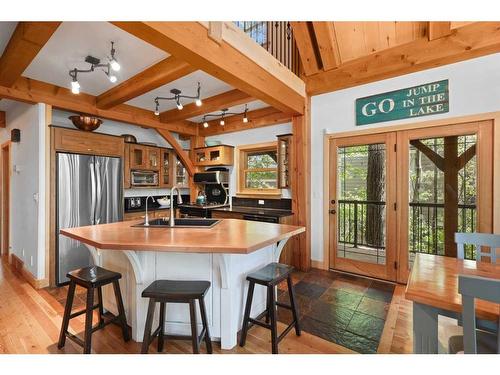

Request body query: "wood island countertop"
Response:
[60, 219, 305, 254]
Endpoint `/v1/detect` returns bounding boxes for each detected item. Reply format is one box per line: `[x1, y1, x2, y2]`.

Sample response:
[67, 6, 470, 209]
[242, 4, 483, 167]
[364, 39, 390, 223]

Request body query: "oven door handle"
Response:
[242, 214, 279, 223]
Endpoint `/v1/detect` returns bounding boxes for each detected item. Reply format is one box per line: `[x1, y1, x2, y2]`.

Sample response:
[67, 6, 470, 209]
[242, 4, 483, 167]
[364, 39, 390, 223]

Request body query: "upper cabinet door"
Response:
[129, 144, 148, 170]
[147, 147, 160, 171]
[160, 149, 174, 187]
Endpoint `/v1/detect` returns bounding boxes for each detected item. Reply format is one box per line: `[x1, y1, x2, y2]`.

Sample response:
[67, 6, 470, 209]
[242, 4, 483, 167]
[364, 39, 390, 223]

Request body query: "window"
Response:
[237, 142, 280, 195]
[234, 21, 268, 47]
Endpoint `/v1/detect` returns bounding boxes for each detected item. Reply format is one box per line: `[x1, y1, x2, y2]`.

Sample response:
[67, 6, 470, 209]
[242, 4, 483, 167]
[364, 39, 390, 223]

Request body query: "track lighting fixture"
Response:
[200, 105, 249, 128]
[68, 42, 121, 95]
[153, 82, 202, 115]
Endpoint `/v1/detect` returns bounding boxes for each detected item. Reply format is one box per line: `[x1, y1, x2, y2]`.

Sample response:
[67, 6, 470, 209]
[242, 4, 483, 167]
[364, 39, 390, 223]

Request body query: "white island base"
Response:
[88, 241, 288, 350]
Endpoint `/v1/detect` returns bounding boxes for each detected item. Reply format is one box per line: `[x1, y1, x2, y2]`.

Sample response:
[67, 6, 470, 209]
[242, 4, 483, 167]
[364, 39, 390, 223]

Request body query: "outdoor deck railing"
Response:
[337, 199, 477, 260]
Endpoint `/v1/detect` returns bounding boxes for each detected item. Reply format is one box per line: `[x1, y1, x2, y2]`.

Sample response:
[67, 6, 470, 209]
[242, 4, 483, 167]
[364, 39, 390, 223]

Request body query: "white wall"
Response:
[0, 101, 46, 278]
[52, 109, 190, 197]
[205, 123, 292, 197]
[311, 53, 500, 262]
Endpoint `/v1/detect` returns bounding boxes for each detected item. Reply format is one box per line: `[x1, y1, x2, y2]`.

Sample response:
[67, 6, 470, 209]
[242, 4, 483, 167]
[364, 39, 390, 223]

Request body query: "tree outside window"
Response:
[237, 142, 280, 195]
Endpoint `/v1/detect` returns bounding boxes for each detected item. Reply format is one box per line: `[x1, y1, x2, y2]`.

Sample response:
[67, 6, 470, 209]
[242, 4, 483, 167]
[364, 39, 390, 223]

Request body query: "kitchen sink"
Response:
[132, 218, 220, 228]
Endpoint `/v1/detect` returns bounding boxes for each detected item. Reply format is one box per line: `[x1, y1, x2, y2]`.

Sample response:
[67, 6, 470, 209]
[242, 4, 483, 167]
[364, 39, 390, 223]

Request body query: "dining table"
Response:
[405, 253, 500, 353]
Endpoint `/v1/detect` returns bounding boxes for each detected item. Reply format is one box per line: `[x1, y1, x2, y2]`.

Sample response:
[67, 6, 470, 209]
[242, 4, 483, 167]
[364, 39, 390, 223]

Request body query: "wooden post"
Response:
[291, 97, 311, 271]
[0, 111, 5, 128]
[443, 136, 459, 257]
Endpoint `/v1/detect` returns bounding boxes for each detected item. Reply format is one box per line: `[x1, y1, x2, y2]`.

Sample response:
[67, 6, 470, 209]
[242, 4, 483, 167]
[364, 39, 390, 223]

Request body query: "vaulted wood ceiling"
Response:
[290, 21, 500, 95]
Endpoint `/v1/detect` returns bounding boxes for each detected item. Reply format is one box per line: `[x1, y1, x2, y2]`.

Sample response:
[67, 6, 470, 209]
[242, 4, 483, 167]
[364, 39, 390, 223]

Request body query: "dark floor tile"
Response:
[307, 299, 354, 330]
[293, 280, 327, 299]
[356, 296, 389, 319]
[339, 331, 378, 354]
[346, 311, 385, 342]
[320, 288, 363, 310]
[299, 316, 344, 344]
[302, 271, 335, 289]
[365, 281, 395, 303]
[331, 274, 371, 295]
[278, 292, 313, 317]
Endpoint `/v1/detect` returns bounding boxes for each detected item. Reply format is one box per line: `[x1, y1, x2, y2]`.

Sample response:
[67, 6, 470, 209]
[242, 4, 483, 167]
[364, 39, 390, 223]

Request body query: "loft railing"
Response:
[337, 199, 477, 260]
[234, 21, 300, 76]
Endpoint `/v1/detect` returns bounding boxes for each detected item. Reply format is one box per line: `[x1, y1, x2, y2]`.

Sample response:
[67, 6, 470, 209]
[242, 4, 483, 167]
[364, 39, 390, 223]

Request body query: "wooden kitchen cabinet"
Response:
[129, 144, 148, 169]
[175, 155, 189, 188]
[147, 147, 160, 170]
[211, 211, 244, 220]
[277, 134, 293, 189]
[194, 145, 234, 166]
[53, 127, 124, 157]
[123, 209, 172, 221]
[160, 148, 174, 187]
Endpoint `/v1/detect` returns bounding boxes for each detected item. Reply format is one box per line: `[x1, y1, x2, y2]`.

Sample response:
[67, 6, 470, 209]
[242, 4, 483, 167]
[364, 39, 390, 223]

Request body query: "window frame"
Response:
[236, 141, 281, 197]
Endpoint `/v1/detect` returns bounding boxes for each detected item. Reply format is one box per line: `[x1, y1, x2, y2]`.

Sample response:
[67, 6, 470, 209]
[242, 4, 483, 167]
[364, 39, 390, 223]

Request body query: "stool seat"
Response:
[142, 280, 211, 300]
[68, 266, 121, 288]
[247, 262, 294, 286]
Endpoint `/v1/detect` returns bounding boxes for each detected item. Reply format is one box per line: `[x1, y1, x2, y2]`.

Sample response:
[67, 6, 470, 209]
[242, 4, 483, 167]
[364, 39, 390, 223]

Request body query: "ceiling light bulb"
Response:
[154, 109, 159, 116]
[203, 121, 209, 128]
[110, 59, 121, 72]
[195, 98, 202, 107]
[176, 102, 183, 110]
[220, 119, 225, 126]
[243, 116, 248, 123]
[109, 74, 117, 83]
[71, 80, 80, 94]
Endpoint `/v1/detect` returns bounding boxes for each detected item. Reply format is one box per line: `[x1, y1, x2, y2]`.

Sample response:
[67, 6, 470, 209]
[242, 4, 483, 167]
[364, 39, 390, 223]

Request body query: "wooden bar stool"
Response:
[239, 263, 301, 354]
[57, 266, 130, 354]
[141, 280, 212, 354]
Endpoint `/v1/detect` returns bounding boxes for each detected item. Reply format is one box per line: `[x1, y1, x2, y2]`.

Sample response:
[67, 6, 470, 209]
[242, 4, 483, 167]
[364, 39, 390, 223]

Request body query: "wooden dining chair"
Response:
[448, 275, 500, 354]
[455, 232, 500, 263]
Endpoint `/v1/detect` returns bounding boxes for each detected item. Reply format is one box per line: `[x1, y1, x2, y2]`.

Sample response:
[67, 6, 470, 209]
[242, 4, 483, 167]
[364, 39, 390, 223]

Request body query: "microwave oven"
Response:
[131, 170, 159, 186]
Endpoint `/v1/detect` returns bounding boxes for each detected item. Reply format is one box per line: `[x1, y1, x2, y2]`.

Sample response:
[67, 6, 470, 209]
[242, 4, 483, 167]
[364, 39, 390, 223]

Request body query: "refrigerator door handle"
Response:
[94, 157, 102, 225]
[90, 159, 96, 225]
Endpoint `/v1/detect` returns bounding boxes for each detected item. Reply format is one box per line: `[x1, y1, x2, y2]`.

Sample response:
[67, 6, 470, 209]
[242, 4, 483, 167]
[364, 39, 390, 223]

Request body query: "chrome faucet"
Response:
[170, 185, 183, 227]
[144, 195, 156, 226]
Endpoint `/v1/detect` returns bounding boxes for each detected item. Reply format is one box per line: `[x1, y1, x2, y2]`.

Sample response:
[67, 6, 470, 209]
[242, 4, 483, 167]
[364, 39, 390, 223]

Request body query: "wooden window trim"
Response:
[236, 141, 281, 196]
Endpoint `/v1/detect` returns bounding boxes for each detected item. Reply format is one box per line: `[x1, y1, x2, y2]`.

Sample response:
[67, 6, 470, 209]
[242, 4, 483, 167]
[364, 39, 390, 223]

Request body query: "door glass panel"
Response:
[337, 143, 386, 265]
[408, 134, 477, 263]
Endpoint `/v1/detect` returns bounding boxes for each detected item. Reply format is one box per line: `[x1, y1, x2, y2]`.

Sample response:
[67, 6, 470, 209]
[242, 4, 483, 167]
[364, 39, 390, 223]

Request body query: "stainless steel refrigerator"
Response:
[56, 153, 123, 285]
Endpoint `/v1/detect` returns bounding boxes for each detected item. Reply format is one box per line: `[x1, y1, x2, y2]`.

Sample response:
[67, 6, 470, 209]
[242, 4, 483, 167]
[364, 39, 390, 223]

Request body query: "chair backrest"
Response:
[455, 232, 500, 263]
[458, 275, 500, 354]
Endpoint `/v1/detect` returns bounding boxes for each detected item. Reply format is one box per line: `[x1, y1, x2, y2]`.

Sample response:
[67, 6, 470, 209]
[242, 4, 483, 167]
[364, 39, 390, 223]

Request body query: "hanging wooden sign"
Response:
[355, 80, 449, 126]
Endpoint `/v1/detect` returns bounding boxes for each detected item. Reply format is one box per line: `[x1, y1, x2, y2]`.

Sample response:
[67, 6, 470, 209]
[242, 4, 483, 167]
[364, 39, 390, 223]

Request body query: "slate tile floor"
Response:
[277, 268, 395, 353]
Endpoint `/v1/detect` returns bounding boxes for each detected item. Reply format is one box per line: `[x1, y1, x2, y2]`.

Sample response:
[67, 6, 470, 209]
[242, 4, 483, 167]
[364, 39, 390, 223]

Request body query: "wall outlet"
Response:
[258, 200, 265, 205]
[30, 256, 33, 267]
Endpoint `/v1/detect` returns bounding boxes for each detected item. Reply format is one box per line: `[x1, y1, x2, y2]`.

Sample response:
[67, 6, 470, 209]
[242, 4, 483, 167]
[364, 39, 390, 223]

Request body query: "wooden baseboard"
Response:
[311, 259, 327, 270]
[9, 253, 49, 289]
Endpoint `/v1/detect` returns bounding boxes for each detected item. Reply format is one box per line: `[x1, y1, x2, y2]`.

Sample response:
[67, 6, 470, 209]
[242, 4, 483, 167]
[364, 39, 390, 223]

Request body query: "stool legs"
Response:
[97, 287, 105, 329]
[112, 280, 130, 341]
[58, 281, 76, 349]
[158, 302, 166, 352]
[141, 298, 156, 354]
[189, 300, 200, 354]
[268, 286, 278, 354]
[287, 275, 301, 336]
[83, 287, 94, 354]
[199, 297, 213, 354]
[239, 281, 255, 347]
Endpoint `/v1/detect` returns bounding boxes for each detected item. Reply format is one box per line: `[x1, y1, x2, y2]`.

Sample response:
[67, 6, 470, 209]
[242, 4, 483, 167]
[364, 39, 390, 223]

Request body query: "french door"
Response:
[328, 120, 493, 283]
[329, 133, 398, 281]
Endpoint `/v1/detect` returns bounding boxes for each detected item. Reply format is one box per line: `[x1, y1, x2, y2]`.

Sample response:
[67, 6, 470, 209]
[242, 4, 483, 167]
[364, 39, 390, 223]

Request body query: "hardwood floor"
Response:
[0, 258, 354, 354]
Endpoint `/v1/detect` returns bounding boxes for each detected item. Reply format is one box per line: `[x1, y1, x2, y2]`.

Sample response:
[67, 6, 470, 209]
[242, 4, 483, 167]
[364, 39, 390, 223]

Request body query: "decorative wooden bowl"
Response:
[69, 115, 102, 132]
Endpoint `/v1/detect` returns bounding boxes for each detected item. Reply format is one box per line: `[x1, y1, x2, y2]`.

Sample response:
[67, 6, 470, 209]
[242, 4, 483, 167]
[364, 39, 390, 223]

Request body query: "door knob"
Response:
[329, 209, 336, 214]
[331, 199, 336, 204]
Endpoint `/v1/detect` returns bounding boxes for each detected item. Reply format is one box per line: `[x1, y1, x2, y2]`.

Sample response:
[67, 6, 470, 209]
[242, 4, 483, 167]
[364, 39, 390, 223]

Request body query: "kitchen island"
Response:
[60, 219, 305, 349]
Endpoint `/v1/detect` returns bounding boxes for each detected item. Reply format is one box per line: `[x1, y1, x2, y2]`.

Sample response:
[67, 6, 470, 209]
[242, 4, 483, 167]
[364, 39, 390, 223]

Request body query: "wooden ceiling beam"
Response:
[0, 111, 5, 128]
[96, 56, 196, 110]
[0, 77, 197, 135]
[428, 22, 452, 41]
[290, 22, 321, 76]
[199, 106, 291, 136]
[0, 22, 61, 87]
[312, 22, 341, 71]
[111, 22, 305, 115]
[306, 22, 500, 96]
[160, 89, 253, 123]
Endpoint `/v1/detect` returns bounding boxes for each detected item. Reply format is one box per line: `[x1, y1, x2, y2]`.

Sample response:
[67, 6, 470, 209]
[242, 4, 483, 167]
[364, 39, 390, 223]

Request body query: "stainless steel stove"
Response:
[178, 202, 229, 218]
